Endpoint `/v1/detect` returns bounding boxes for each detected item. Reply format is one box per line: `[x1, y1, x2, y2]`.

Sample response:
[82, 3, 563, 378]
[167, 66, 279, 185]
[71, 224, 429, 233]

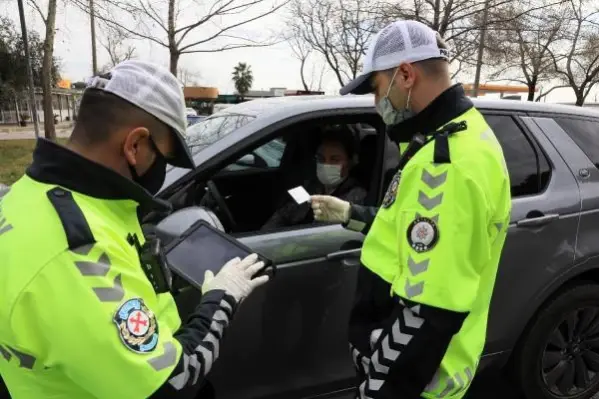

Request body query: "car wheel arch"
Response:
[507, 262, 599, 364]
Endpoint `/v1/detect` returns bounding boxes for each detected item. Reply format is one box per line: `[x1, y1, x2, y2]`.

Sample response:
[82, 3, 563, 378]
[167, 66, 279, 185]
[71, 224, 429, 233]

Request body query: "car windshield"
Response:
[185, 113, 256, 153]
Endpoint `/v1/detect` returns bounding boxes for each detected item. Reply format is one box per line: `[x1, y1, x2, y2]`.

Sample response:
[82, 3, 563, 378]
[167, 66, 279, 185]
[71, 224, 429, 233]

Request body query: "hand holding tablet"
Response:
[202, 254, 269, 302]
[165, 220, 275, 293]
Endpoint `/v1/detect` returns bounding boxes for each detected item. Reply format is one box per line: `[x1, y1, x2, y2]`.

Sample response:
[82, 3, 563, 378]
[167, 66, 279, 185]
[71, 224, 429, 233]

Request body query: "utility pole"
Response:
[472, 0, 491, 98]
[17, 0, 40, 138]
[90, 0, 98, 75]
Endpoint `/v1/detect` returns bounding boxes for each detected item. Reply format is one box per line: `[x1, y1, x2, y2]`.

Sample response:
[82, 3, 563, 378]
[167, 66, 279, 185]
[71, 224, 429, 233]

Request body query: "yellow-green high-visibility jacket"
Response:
[0, 139, 237, 399]
[348, 99, 511, 399]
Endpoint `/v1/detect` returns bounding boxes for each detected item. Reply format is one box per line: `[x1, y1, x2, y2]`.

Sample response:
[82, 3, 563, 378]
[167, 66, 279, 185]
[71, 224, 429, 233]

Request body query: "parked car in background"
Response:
[149, 96, 599, 399]
[187, 114, 206, 127]
[185, 107, 198, 116]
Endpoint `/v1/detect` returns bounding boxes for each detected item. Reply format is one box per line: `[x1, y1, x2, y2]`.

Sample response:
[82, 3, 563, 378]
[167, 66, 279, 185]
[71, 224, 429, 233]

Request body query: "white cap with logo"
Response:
[340, 20, 450, 96]
[85, 60, 194, 169]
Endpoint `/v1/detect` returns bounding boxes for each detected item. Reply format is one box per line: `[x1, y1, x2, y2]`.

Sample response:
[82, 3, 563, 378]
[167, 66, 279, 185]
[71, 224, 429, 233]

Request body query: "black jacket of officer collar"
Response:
[27, 138, 171, 214]
[386, 83, 473, 143]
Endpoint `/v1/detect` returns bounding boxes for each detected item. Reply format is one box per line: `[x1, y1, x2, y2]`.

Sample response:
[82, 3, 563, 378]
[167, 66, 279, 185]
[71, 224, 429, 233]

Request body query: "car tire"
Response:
[513, 284, 599, 399]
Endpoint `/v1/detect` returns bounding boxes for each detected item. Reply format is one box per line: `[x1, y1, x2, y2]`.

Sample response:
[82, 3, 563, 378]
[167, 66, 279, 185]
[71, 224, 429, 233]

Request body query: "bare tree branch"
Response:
[72, 0, 288, 74]
[288, 0, 379, 87]
[26, 0, 47, 24]
[535, 84, 569, 101]
[485, 1, 566, 100]
[548, 0, 599, 105]
[98, 23, 136, 71]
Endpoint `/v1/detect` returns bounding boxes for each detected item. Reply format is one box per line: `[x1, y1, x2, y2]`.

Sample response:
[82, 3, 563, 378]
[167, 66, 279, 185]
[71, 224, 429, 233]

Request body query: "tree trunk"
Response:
[169, 51, 180, 76]
[167, 0, 178, 75]
[527, 78, 537, 102]
[575, 92, 585, 106]
[42, 0, 57, 140]
[90, 0, 98, 75]
[300, 57, 309, 91]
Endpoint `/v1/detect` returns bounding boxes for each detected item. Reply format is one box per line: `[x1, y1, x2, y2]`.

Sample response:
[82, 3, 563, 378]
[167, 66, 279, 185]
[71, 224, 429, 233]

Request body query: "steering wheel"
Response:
[206, 180, 238, 231]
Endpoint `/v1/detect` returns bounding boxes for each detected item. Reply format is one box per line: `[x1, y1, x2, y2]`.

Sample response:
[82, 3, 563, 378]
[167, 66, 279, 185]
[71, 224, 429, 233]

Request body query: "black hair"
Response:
[70, 87, 162, 146]
[318, 126, 356, 158]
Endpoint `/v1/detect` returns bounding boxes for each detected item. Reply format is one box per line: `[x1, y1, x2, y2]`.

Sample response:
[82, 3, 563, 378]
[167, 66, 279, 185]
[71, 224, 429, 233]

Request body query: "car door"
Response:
[480, 113, 580, 358]
[205, 225, 364, 399]
[545, 116, 599, 270]
[199, 112, 384, 399]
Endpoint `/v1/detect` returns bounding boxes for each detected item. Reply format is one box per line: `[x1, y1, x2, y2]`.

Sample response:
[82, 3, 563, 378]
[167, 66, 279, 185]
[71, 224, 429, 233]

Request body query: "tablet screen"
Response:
[166, 223, 253, 289]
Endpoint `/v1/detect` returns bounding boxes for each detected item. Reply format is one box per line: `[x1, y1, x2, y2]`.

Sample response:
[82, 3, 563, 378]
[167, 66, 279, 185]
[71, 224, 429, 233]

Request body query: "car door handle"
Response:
[516, 213, 559, 228]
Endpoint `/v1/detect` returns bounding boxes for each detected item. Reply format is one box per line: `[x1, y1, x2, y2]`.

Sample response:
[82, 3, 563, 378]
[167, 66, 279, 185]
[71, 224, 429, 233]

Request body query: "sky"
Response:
[2, 0, 597, 103]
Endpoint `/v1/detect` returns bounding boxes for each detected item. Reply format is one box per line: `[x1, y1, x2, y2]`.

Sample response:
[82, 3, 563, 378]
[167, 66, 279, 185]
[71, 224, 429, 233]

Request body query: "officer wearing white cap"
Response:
[311, 21, 511, 398]
[0, 60, 268, 398]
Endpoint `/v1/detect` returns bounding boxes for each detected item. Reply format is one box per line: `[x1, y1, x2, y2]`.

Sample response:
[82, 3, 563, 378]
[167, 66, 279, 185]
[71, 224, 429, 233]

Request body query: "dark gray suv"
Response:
[154, 95, 599, 399]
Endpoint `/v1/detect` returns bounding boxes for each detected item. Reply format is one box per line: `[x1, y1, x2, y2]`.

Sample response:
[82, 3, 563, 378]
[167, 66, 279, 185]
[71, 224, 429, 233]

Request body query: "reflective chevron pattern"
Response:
[360, 303, 424, 399]
[402, 168, 448, 300]
[71, 244, 124, 303]
[0, 344, 36, 369]
[167, 299, 233, 390]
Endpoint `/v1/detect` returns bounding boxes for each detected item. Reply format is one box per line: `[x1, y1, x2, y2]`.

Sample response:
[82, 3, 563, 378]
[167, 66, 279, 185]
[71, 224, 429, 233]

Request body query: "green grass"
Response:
[0, 139, 67, 185]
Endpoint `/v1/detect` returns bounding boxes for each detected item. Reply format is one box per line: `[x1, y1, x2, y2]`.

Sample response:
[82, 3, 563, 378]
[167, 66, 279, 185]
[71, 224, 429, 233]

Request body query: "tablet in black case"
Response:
[165, 220, 273, 291]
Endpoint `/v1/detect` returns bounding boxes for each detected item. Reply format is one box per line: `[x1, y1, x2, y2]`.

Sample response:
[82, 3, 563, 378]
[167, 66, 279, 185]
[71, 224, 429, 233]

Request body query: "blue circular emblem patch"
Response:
[113, 298, 159, 353]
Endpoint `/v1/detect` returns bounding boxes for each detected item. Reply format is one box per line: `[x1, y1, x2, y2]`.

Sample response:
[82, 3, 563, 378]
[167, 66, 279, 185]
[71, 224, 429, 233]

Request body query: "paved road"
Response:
[0, 130, 71, 140]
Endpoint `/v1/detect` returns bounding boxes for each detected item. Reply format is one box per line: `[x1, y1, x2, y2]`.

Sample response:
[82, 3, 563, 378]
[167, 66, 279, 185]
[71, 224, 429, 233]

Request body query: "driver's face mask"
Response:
[376, 68, 414, 126]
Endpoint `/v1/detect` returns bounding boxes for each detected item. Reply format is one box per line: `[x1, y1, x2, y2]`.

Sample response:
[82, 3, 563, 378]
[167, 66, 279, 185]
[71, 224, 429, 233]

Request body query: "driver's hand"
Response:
[310, 195, 351, 224]
[202, 254, 269, 303]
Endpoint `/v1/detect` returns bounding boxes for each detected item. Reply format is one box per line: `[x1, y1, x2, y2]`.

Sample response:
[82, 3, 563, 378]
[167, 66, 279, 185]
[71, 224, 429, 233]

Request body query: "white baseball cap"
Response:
[85, 60, 194, 169]
[340, 20, 450, 96]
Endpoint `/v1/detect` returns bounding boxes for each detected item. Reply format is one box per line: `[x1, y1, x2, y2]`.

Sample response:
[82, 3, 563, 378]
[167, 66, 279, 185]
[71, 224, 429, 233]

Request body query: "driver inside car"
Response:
[262, 126, 367, 230]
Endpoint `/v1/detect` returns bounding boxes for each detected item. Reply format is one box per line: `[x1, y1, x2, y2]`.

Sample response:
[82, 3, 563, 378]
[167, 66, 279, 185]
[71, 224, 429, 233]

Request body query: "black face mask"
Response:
[129, 138, 167, 195]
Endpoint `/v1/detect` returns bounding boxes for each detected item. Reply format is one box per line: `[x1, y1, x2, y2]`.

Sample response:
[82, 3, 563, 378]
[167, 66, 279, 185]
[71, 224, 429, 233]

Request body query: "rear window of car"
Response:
[554, 117, 599, 168]
[484, 114, 551, 197]
[186, 114, 256, 153]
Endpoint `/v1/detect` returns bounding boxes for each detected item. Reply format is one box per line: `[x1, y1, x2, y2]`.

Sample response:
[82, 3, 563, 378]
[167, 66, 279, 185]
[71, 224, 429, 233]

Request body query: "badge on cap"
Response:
[113, 298, 159, 353]
[407, 217, 439, 253]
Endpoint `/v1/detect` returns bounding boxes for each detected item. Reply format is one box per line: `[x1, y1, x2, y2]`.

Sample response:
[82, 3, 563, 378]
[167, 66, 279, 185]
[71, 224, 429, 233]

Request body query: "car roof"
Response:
[216, 94, 599, 119]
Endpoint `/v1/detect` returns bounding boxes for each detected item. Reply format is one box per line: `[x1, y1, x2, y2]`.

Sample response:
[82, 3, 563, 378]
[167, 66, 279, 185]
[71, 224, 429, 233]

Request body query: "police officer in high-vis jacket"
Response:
[311, 20, 511, 399]
[0, 60, 269, 399]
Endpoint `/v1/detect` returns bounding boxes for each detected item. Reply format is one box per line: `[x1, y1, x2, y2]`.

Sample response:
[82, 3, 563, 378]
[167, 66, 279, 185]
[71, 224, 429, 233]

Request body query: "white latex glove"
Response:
[310, 195, 351, 223]
[202, 254, 269, 303]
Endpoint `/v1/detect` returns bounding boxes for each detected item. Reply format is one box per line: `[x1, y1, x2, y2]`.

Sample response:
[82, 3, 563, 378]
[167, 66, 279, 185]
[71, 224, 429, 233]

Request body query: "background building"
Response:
[183, 86, 219, 115]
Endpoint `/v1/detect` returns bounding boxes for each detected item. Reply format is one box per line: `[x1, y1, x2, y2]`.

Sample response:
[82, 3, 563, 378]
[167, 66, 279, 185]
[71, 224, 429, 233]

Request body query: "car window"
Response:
[554, 117, 599, 169]
[484, 114, 551, 197]
[186, 114, 256, 153]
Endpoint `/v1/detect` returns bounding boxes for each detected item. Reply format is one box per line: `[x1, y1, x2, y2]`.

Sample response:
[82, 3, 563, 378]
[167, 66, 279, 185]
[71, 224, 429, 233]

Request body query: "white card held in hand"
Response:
[288, 186, 311, 204]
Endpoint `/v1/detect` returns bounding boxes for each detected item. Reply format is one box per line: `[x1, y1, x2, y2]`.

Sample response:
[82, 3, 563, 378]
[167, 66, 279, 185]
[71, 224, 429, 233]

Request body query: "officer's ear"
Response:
[123, 127, 151, 166]
[397, 63, 416, 90]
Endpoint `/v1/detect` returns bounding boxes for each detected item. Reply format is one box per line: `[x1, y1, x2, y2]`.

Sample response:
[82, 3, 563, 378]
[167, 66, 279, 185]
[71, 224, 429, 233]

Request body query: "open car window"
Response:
[186, 113, 256, 154]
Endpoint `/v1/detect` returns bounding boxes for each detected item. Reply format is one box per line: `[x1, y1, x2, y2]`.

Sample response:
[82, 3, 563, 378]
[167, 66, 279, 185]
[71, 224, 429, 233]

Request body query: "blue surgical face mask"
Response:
[376, 68, 414, 126]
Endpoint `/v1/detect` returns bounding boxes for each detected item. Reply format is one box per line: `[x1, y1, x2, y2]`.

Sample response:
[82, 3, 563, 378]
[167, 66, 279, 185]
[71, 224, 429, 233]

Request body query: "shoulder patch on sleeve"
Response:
[407, 216, 439, 253]
[382, 172, 401, 208]
[113, 298, 159, 353]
